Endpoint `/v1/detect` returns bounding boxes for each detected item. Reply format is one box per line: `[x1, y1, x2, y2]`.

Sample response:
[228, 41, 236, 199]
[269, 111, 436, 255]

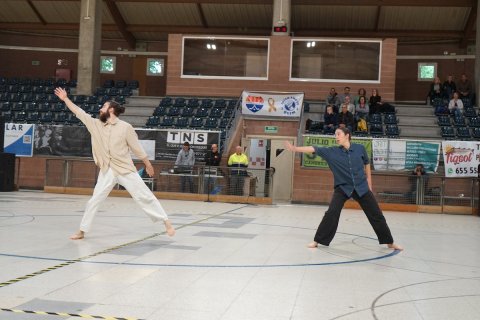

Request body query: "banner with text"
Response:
[27, 125, 220, 162]
[241, 91, 304, 118]
[301, 135, 372, 168]
[4, 123, 34, 157]
[442, 141, 480, 177]
[372, 139, 441, 172]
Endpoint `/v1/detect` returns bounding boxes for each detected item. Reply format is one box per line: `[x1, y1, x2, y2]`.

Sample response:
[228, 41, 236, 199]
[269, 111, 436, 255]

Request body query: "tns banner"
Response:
[4, 123, 34, 157]
[241, 90, 304, 117]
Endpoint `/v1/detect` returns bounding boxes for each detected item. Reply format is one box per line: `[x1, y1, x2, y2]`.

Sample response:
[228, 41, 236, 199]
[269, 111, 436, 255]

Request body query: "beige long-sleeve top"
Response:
[76, 108, 148, 176]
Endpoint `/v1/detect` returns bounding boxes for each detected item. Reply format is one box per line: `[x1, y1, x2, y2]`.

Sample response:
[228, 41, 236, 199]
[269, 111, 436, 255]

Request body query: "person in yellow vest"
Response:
[227, 145, 249, 195]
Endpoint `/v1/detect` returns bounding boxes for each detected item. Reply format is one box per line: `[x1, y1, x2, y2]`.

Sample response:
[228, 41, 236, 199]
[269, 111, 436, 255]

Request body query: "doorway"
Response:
[245, 137, 295, 202]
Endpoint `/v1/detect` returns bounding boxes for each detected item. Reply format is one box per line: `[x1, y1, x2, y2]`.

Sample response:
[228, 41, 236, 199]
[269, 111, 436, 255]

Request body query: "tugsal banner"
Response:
[442, 141, 480, 177]
[241, 90, 304, 117]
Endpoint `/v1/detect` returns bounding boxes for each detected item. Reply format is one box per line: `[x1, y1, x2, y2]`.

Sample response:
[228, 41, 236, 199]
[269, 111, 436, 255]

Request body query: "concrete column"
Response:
[77, 0, 102, 95]
[271, 0, 291, 36]
[476, 0, 480, 107]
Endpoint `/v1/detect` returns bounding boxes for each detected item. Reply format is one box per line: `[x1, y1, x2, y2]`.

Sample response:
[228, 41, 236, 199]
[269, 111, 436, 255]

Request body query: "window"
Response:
[290, 39, 382, 83]
[147, 58, 164, 76]
[182, 36, 269, 79]
[417, 62, 437, 81]
[100, 56, 116, 74]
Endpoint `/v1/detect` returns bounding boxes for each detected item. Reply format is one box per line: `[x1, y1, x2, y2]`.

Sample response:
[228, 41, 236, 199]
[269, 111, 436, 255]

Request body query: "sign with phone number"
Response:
[442, 141, 480, 177]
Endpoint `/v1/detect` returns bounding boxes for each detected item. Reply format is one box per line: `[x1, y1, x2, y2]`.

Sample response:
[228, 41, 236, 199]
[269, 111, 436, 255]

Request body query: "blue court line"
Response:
[0, 248, 400, 268]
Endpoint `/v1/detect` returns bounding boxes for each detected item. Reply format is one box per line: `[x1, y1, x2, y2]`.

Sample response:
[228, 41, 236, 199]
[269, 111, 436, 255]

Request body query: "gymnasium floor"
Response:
[1, 190, 480, 320]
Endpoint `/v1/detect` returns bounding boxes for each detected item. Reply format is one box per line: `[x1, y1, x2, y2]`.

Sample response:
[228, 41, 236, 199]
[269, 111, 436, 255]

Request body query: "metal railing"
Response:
[45, 159, 274, 198]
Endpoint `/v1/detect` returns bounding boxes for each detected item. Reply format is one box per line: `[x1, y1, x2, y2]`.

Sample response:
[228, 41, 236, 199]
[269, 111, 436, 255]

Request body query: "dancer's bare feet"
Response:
[70, 231, 84, 240]
[387, 243, 403, 251]
[307, 241, 318, 248]
[164, 220, 176, 237]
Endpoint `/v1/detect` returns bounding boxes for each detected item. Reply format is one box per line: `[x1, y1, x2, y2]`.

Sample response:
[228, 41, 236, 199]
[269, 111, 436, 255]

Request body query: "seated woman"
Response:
[355, 96, 369, 121]
[323, 105, 338, 134]
[354, 88, 367, 105]
[429, 76, 444, 105]
[448, 91, 464, 117]
[369, 88, 382, 114]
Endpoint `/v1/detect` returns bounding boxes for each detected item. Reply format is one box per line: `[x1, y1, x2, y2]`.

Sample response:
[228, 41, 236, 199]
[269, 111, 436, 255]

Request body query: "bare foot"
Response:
[387, 243, 403, 251]
[70, 231, 84, 240]
[307, 241, 318, 248]
[164, 220, 176, 237]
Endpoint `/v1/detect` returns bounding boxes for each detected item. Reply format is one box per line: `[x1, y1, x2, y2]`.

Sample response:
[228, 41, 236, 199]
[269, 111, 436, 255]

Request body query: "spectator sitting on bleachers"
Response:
[369, 88, 382, 114]
[326, 87, 340, 112]
[448, 91, 464, 117]
[341, 95, 355, 114]
[369, 89, 395, 114]
[337, 86, 351, 105]
[443, 75, 456, 100]
[338, 104, 354, 132]
[323, 105, 338, 134]
[354, 88, 367, 105]
[355, 96, 369, 122]
[428, 76, 444, 104]
[457, 73, 473, 104]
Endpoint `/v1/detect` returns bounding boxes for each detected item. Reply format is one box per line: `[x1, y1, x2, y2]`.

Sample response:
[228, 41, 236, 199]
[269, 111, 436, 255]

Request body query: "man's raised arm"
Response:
[54, 87, 81, 115]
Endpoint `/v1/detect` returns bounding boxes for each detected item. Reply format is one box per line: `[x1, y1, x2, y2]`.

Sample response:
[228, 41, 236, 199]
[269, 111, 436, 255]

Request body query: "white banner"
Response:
[372, 139, 441, 172]
[442, 141, 480, 177]
[241, 91, 304, 117]
[4, 123, 34, 157]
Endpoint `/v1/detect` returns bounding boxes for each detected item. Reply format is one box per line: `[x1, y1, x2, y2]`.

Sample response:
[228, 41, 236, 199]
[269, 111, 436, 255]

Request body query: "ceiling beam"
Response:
[460, 5, 476, 48]
[0, 22, 475, 40]
[27, 0, 47, 25]
[30, 0, 474, 5]
[196, 3, 208, 28]
[105, 0, 136, 48]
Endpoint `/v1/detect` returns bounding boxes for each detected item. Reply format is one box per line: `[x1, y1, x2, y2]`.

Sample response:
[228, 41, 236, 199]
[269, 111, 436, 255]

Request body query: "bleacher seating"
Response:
[456, 127, 471, 140]
[440, 126, 455, 139]
[453, 116, 466, 127]
[472, 128, 480, 139]
[384, 113, 398, 124]
[437, 115, 451, 126]
[369, 113, 382, 125]
[385, 124, 400, 138]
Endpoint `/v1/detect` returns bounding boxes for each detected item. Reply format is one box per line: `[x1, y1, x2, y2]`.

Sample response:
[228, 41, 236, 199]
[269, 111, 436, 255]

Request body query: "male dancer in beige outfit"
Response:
[54, 87, 175, 240]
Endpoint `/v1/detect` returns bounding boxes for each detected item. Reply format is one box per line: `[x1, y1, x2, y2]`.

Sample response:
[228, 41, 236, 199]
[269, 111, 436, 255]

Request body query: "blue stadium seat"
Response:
[369, 113, 382, 125]
[456, 127, 471, 140]
[160, 116, 174, 127]
[369, 123, 383, 136]
[200, 99, 213, 108]
[440, 126, 455, 139]
[468, 117, 480, 128]
[464, 107, 476, 118]
[214, 99, 226, 108]
[219, 118, 231, 129]
[384, 113, 398, 124]
[145, 116, 160, 127]
[175, 117, 189, 128]
[1, 110, 12, 122]
[385, 124, 400, 138]
[53, 112, 67, 124]
[167, 106, 180, 116]
[39, 112, 53, 123]
[187, 98, 199, 108]
[181, 107, 195, 117]
[189, 117, 204, 128]
[195, 107, 209, 117]
[453, 116, 466, 127]
[114, 80, 126, 88]
[26, 111, 39, 123]
[209, 107, 223, 118]
[204, 118, 218, 129]
[127, 80, 139, 89]
[173, 97, 186, 108]
[153, 106, 167, 116]
[13, 111, 26, 122]
[437, 115, 451, 126]
[472, 128, 480, 139]
[159, 97, 172, 107]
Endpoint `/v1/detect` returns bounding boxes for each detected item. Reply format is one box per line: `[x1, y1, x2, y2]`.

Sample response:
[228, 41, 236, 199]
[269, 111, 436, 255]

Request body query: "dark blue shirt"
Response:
[313, 143, 370, 197]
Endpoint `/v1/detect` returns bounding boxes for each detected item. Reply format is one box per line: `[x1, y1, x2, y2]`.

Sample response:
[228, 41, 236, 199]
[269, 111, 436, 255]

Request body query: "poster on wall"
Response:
[248, 139, 266, 169]
[442, 141, 480, 177]
[33, 125, 92, 157]
[4, 123, 34, 157]
[372, 139, 441, 172]
[301, 135, 372, 168]
[241, 90, 304, 118]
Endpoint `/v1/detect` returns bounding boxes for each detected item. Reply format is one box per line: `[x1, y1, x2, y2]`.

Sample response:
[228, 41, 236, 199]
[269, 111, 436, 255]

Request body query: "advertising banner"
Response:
[442, 141, 480, 177]
[4, 123, 34, 157]
[301, 135, 372, 168]
[241, 90, 304, 117]
[372, 139, 441, 172]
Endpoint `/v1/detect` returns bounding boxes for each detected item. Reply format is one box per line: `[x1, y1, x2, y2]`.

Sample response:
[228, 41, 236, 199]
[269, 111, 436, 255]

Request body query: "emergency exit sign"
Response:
[264, 126, 278, 133]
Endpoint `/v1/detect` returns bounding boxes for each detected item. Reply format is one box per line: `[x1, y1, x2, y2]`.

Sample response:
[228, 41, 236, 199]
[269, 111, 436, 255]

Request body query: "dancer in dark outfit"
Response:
[285, 127, 403, 250]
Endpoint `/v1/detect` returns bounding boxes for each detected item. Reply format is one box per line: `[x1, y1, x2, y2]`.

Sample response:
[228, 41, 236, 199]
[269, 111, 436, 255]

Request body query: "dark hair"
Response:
[108, 100, 125, 116]
[183, 142, 190, 146]
[336, 127, 351, 141]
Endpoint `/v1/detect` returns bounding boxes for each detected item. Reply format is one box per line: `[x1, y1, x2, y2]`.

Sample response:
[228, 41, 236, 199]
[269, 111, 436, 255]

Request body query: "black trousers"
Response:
[314, 187, 394, 246]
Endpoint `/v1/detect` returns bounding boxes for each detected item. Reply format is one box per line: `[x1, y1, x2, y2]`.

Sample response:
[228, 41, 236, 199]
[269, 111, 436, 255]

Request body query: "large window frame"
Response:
[290, 38, 382, 83]
[181, 36, 270, 80]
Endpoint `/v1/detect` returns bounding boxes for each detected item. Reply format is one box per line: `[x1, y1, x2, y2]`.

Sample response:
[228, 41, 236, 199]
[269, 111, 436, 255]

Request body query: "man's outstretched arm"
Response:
[54, 87, 81, 116]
